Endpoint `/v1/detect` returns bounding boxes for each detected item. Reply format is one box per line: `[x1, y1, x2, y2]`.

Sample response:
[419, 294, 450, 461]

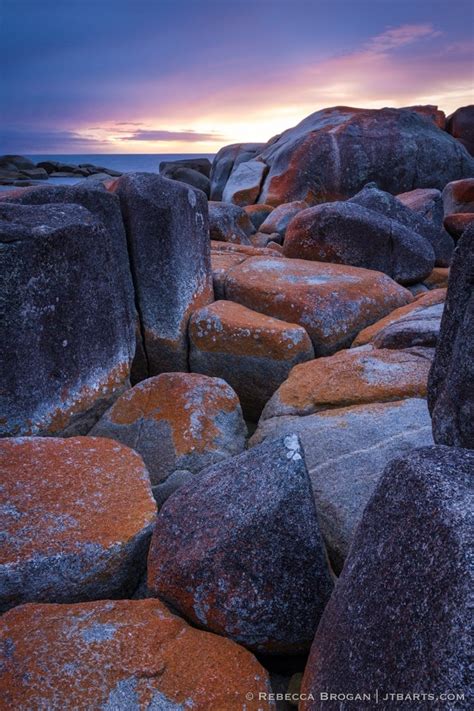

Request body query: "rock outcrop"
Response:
[148, 437, 334, 654]
[428, 227, 474, 448]
[91, 372, 247, 484]
[300, 446, 473, 709]
[0, 598, 274, 710]
[221, 107, 474, 206]
[0, 202, 135, 437]
[0, 437, 156, 611]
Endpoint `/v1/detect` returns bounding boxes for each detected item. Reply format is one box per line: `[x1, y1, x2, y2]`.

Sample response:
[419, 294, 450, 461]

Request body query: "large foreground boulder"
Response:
[224, 255, 413, 355]
[111, 173, 213, 375]
[428, 227, 474, 448]
[301, 446, 473, 710]
[283, 201, 435, 284]
[0, 182, 137, 346]
[91, 372, 247, 484]
[0, 437, 156, 612]
[0, 598, 274, 710]
[0, 202, 135, 437]
[251, 399, 433, 572]
[189, 300, 314, 419]
[148, 437, 334, 654]
[250, 106, 474, 206]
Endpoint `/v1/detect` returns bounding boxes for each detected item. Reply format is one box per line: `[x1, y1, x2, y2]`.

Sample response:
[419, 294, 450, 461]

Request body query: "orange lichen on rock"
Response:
[263, 347, 431, 419]
[424, 268, 450, 290]
[352, 288, 446, 347]
[108, 373, 239, 455]
[0, 598, 274, 710]
[189, 300, 314, 360]
[225, 255, 413, 355]
[0, 437, 156, 610]
[90, 373, 247, 483]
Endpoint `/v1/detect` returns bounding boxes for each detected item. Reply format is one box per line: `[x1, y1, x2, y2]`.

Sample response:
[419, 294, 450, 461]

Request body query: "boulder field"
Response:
[1, 103, 473, 707]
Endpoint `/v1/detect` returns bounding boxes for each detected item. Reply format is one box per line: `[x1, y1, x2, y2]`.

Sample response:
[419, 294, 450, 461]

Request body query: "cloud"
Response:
[364, 23, 442, 53]
[0, 127, 110, 153]
[119, 129, 225, 143]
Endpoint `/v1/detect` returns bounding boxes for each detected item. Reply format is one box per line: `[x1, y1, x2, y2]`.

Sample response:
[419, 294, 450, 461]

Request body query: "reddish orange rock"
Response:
[91, 373, 247, 484]
[262, 347, 431, 419]
[0, 437, 156, 612]
[244, 203, 274, 229]
[225, 256, 413, 355]
[189, 300, 314, 419]
[442, 177, 474, 214]
[211, 251, 247, 299]
[444, 212, 474, 239]
[0, 598, 274, 710]
[352, 288, 446, 349]
[424, 268, 450, 289]
[211, 239, 283, 256]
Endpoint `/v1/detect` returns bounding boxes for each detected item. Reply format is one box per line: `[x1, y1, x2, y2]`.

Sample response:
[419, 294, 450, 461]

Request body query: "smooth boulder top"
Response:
[283, 200, 436, 284]
[147, 436, 334, 654]
[262, 347, 431, 419]
[446, 104, 474, 156]
[0, 437, 156, 611]
[300, 446, 473, 710]
[224, 255, 413, 355]
[90, 372, 247, 484]
[0, 598, 274, 711]
[0, 201, 135, 437]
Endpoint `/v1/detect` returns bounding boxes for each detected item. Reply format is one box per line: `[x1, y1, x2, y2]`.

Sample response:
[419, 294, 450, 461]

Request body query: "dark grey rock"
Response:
[151, 469, 194, 508]
[0, 154, 36, 171]
[160, 165, 210, 197]
[349, 183, 454, 266]
[446, 104, 474, 156]
[428, 227, 474, 448]
[208, 200, 255, 244]
[371, 302, 444, 349]
[251, 398, 433, 573]
[111, 173, 213, 375]
[284, 200, 435, 285]
[147, 436, 334, 654]
[159, 157, 211, 178]
[0, 202, 135, 437]
[259, 200, 309, 238]
[301, 446, 474, 710]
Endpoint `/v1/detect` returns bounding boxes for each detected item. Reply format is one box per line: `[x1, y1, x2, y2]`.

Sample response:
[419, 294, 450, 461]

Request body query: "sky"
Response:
[1, 0, 473, 154]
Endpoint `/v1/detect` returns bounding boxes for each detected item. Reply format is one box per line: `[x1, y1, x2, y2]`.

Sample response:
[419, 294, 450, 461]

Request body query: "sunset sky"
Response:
[1, 0, 473, 154]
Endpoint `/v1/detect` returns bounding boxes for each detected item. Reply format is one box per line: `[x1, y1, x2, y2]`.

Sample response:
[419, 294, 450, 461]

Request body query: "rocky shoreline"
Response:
[0, 154, 122, 187]
[1, 103, 473, 710]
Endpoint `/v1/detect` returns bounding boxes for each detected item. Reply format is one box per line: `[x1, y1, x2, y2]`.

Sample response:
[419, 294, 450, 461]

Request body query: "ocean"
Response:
[23, 153, 216, 186]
